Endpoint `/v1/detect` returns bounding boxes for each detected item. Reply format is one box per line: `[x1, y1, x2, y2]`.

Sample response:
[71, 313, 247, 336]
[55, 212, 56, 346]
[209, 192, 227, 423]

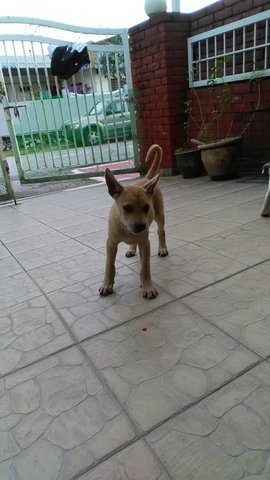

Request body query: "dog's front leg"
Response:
[99, 240, 118, 296]
[261, 190, 270, 217]
[138, 240, 158, 299]
[156, 212, 168, 257]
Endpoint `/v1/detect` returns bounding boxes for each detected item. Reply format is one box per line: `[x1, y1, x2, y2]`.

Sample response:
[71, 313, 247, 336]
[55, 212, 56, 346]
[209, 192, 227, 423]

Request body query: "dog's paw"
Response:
[142, 286, 158, 299]
[99, 284, 114, 296]
[261, 211, 269, 217]
[126, 248, 137, 258]
[158, 248, 168, 257]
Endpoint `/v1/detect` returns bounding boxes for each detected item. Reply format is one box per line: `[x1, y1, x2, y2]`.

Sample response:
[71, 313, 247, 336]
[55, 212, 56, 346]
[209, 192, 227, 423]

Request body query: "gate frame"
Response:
[0, 137, 14, 201]
[0, 16, 139, 183]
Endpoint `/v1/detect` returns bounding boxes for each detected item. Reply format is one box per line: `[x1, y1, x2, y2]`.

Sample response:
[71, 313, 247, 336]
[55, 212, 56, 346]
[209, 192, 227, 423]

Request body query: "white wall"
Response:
[0, 90, 116, 137]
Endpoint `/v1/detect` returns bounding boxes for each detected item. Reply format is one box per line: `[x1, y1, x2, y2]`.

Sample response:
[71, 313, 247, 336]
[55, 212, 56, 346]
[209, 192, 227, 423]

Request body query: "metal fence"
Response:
[0, 157, 9, 200]
[188, 10, 270, 87]
[0, 17, 139, 183]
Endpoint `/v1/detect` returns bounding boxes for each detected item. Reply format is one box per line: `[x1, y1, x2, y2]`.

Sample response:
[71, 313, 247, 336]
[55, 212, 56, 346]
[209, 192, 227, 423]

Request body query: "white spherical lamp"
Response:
[144, 0, 167, 17]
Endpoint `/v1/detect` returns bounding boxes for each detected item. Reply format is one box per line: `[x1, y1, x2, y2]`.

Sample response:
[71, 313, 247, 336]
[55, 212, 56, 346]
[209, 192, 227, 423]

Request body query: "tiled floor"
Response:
[1, 175, 270, 479]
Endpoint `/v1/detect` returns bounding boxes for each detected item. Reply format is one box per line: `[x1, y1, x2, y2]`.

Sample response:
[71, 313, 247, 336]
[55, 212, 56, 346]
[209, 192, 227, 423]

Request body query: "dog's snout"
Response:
[133, 222, 147, 233]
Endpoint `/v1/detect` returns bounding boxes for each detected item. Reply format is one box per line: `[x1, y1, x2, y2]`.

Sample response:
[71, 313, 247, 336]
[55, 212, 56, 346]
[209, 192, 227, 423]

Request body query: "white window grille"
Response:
[188, 10, 270, 87]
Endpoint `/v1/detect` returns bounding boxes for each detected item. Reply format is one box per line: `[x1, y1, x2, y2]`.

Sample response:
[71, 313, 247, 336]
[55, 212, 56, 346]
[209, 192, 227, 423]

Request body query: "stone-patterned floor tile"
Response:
[29, 250, 109, 293]
[77, 229, 108, 251]
[67, 199, 113, 215]
[0, 244, 10, 259]
[198, 219, 270, 266]
[183, 266, 270, 357]
[0, 347, 135, 480]
[78, 440, 170, 480]
[0, 273, 40, 311]
[38, 189, 106, 208]
[39, 189, 111, 211]
[98, 233, 187, 266]
[0, 223, 52, 244]
[179, 196, 262, 222]
[162, 183, 204, 202]
[175, 196, 240, 217]
[0, 296, 73, 376]
[166, 217, 239, 242]
[162, 178, 249, 201]
[147, 361, 270, 480]
[0, 218, 41, 237]
[14, 200, 73, 221]
[82, 300, 259, 432]
[205, 202, 262, 224]
[49, 267, 174, 341]
[130, 244, 246, 298]
[162, 211, 195, 226]
[59, 217, 108, 238]
[0, 257, 23, 279]
[90, 205, 112, 219]
[164, 185, 240, 211]
[14, 239, 90, 270]
[5, 231, 66, 255]
[244, 195, 267, 208]
[43, 213, 95, 230]
[256, 259, 270, 278]
[148, 231, 187, 254]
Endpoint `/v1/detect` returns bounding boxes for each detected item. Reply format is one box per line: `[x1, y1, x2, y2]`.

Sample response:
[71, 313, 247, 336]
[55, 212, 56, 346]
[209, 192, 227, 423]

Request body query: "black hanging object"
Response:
[51, 45, 90, 80]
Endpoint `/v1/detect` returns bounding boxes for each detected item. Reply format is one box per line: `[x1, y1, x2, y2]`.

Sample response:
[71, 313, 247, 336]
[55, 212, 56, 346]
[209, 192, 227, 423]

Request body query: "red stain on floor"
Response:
[76, 160, 140, 182]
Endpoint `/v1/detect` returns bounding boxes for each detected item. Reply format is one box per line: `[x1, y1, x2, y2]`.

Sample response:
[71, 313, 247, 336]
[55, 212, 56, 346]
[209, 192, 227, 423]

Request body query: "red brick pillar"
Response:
[129, 12, 190, 174]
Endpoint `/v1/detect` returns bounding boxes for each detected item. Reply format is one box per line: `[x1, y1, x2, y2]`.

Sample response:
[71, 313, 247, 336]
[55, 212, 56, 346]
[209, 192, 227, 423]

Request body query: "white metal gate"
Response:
[0, 17, 139, 183]
[0, 155, 9, 200]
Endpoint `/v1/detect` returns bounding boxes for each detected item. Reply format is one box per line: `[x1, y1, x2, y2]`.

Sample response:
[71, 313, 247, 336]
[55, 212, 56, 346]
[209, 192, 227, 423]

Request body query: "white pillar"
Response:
[171, 0, 180, 12]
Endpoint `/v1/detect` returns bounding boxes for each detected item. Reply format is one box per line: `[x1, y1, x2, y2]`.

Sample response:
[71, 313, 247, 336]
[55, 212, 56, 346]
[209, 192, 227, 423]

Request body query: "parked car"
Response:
[62, 96, 132, 146]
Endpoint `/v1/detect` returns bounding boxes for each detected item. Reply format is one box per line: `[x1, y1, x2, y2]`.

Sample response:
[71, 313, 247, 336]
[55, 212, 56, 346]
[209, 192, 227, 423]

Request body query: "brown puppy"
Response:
[99, 144, 168, 299]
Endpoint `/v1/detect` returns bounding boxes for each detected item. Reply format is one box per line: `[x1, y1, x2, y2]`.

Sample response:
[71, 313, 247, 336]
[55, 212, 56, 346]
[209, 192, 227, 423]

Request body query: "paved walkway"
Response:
[0, 175, 270, 480]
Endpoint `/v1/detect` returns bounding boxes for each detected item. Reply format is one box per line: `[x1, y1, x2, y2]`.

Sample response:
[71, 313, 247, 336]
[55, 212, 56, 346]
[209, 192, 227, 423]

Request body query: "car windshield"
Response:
[89, 102, 104, 116]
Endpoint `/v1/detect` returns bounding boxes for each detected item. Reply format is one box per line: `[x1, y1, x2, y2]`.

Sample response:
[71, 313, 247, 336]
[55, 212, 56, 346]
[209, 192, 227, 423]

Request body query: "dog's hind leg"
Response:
[261, 190, 270, 217]
[126, 244, 137, 257]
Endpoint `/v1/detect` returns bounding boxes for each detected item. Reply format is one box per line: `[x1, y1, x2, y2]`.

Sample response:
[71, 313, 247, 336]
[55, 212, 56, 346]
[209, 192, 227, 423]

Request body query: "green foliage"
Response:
[98, 35, 126, 81]
[188, 56, 239, 142]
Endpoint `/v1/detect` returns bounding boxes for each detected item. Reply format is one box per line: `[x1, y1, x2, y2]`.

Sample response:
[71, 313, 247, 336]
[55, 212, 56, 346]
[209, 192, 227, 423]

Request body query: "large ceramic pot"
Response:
[175, 149, 204, 178]
[198, 136, 242, 180]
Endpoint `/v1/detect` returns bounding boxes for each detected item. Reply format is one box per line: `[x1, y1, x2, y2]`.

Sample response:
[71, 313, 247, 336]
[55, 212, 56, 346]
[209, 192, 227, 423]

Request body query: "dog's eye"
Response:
[123, 204, 134, 213]
[142, 204, 150, 213]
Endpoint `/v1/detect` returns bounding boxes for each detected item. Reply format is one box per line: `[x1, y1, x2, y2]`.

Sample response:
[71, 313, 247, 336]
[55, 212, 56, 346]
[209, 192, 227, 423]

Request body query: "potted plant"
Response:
[174, 145, 204, 179]
[174, 99, 205, 179]
[187, 59, 262, 180]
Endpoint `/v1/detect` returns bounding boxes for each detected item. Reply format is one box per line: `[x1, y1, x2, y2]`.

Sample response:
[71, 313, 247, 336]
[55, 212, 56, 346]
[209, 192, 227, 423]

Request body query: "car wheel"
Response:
[84, 127, 102, 146]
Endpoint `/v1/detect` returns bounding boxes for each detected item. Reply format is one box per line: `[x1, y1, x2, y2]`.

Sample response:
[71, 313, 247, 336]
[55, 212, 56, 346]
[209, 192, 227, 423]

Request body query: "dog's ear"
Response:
[143, 172, 161, 195]
[105, 168, 124, 199]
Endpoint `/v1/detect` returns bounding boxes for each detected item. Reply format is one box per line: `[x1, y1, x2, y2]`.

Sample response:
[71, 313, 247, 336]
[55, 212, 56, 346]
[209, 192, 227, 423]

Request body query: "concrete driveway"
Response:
[0, 174, 270, 479]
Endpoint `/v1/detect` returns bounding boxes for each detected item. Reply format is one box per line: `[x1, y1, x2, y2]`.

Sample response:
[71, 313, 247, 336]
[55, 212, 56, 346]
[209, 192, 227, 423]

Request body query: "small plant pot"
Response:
[198, 136, 242, 180]
[175, 149, 204, 178]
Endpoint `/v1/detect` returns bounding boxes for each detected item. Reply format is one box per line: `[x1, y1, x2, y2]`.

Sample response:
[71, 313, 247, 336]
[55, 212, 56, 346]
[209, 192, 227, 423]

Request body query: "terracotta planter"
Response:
[198, 136, 242, 180]
[175, 149, 204, 178]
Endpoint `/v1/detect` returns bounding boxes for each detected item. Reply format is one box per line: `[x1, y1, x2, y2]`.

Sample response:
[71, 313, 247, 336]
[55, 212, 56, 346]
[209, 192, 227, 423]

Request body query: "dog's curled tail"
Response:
[262, 162, 270, 174]
[144, 144, 162, 179]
